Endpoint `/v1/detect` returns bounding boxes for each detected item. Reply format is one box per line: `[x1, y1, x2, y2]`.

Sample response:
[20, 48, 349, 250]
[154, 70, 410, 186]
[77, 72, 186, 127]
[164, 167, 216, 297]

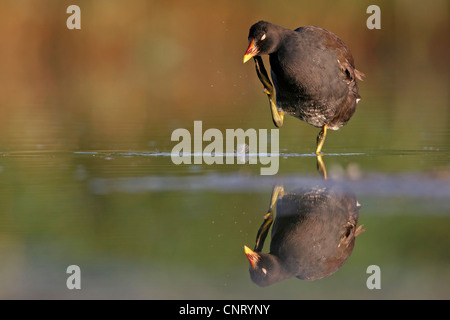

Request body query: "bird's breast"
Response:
[269, 47, 353, 128]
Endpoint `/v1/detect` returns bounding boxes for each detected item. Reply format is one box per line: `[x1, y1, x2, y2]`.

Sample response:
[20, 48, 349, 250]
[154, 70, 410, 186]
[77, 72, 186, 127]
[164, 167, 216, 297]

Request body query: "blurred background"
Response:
[0, 0, 449, 299]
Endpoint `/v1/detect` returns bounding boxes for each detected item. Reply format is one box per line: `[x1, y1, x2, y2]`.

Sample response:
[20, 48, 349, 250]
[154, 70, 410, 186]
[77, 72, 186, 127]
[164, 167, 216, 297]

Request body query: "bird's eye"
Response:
[261, 267, 267, 275]
[260, 33, 266, 41]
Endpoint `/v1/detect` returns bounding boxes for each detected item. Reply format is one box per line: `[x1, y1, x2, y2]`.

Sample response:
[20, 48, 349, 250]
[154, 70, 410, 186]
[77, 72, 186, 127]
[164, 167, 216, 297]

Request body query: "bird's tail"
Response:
[355, 224, 366, 237]
[355, 69, 365, 81]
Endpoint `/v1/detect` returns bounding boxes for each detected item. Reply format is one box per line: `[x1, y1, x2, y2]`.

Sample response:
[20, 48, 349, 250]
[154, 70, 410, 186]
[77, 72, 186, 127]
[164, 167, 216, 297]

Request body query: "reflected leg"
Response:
[316, 155, 328, 180]
[254, 185, 285, 252]
[253, 56, 284, 128]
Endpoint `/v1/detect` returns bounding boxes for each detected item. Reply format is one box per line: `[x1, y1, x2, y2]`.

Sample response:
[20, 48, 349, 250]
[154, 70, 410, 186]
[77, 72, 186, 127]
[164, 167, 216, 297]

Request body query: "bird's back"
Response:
[269, 186, 360, 280]
[270, 26, 363, 129]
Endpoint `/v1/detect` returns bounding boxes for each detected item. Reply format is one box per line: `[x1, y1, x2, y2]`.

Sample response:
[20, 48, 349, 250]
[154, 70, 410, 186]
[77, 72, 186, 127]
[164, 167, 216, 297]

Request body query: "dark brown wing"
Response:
[301, 26, 365, 82]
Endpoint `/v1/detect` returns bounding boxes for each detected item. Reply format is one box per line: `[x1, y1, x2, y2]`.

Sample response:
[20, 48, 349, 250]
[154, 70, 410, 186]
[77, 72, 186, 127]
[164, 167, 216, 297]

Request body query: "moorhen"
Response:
[243, 21, 364, 154]
[244, 184, 365, 286]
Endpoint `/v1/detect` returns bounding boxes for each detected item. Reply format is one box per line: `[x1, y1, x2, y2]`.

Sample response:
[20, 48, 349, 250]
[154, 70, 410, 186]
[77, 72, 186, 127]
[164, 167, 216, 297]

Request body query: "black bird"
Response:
[243, 21, 364, 154]
[244, 184, 365, 287]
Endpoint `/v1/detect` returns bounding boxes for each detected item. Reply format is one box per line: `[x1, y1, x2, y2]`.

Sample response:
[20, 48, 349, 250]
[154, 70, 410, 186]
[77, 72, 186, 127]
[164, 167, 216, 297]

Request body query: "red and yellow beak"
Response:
[243, 38, 258, 63]
[244, 245, 259, 270]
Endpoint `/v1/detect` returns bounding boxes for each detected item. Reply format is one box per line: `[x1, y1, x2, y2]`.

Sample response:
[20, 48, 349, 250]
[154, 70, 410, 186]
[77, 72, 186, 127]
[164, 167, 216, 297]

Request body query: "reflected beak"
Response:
[244, 245, 259, 270]
[243, 38, 258, 63]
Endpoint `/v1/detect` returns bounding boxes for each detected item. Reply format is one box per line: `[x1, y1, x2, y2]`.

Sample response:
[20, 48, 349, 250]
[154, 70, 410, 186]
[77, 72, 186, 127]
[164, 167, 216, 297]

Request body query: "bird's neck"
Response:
[268, 27, 291, 54]
[262, 253, 293, 284]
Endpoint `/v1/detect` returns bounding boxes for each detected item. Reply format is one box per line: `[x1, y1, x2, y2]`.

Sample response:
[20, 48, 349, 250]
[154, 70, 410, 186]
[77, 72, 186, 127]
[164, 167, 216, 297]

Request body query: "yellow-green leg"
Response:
[253, 56, 284, 128]
[254, 185, 285, 252]
[316, 155, 328, 180]
[315, 124, 328, 154]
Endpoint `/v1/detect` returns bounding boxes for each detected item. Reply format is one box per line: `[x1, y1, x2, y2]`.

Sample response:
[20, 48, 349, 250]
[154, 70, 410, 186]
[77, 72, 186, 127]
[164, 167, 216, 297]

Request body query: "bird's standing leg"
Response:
[315, 124, 328, 154]
[254, 185, 284, 252]
[253, 56, 284, 128]
[316, 155, 328, 180]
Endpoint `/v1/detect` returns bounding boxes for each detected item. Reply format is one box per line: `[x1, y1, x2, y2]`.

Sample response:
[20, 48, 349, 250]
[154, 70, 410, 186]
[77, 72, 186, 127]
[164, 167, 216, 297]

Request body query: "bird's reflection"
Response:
[244, 156, 365, 287]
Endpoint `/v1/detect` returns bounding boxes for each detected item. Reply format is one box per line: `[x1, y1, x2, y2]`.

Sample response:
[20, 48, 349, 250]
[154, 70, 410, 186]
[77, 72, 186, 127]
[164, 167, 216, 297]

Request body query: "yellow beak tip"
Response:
[244, 245, 253, 254]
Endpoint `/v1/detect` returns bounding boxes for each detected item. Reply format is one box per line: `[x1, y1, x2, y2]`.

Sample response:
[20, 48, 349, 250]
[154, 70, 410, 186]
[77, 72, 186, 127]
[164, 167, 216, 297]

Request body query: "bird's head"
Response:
[243, 21, 281, 63]
[244, 245, 287, 287]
